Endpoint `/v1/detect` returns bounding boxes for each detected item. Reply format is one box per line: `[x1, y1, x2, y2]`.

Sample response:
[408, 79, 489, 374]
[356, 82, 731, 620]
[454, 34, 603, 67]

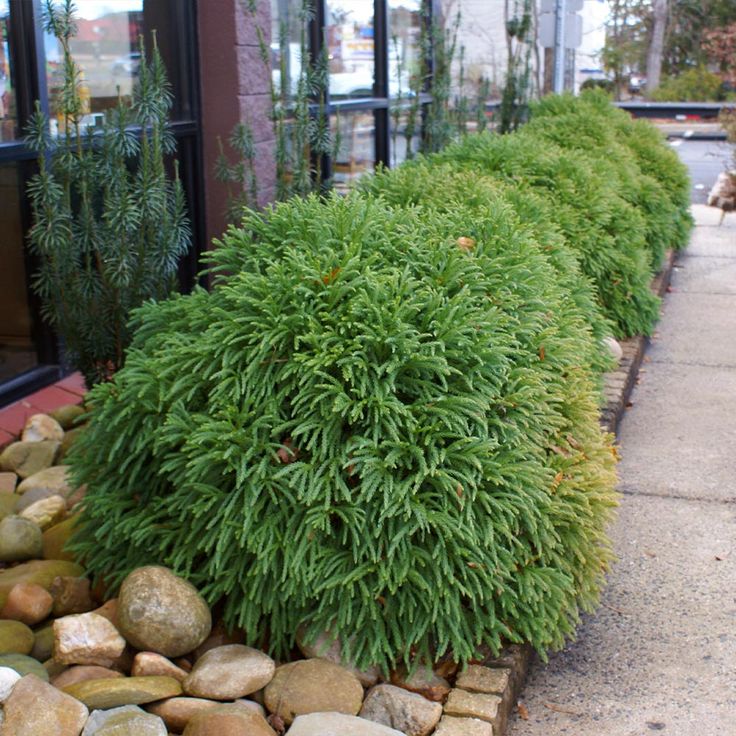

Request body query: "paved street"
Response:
[507, 205, 736, 736]
[669, 138, 732, 204]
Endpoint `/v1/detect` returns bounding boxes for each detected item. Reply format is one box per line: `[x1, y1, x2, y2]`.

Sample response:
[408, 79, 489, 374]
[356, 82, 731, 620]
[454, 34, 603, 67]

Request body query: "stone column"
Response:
[197, 0, 275, 248]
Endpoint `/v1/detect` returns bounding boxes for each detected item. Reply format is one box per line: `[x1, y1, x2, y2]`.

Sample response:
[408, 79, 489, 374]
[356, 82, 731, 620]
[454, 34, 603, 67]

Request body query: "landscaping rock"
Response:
[91, 599, 119, 625]
[0, 583, 53, 625]
[62, 675, 183, 709]
[145, 697, 222, 731]
[0, 665, 22, 702]
[182, 704, 276, 736]
[19, 494, 67, 530]
[0, 440, 61, 479]
[360, 683, 442, 736]
[434, 715, 494, 735]
[81, 705, 167, 735]
[296, 626, 380, 687]
[603, 336, 624, 364]
[31, 624, 55, 661]
[183, 644, 274, 700]
[0, 620, 34, 655]
[287, 712, 406, 735]
[14, 485, 63, 513]
[0, 516, 43, 562]
[0, 493, 17, 520]
[49, 404, 85, 430]
[17, 465, 72, 496]
[443, 689, 501, 726]
[132, 651, 188, 681]
[42, 516, 78, 561]
[455, 664, 510, 695]
[117, 566, 211, 658]
[2, 673, 88, 735]
[60, 427, 85, 460]
[264, 658, 363, 724]
[52, 665, 125, 689]
[50, 575, 94, 616]
[0, 472, 18, 493]
[0, 559, 84, 610]
[192, 621, 245, 661]
[54, 612, 127, 666]
[22, 414, 64, 443]
[0, 653, 49, 680]
[390, 665, 450, 702]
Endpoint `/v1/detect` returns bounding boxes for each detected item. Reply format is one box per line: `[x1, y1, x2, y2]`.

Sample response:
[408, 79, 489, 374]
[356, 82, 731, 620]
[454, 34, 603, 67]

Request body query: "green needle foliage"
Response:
[68, 191, 617, 671]
[26, 0, 190, 386]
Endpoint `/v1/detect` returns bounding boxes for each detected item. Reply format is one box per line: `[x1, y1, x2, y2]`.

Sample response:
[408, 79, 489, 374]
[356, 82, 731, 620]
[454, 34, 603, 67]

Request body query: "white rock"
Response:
[288, 712, 407, 735]
[82, 704, 167, 735]
[22, 414, 64, 443]
[603, 335, 623, 364]
[53, 612, 127, 667]
[0, 665, 22, 703]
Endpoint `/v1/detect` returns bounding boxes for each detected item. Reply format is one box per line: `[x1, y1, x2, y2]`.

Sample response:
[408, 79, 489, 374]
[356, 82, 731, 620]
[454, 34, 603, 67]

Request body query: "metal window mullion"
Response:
[374, 0, 389, 168]
[309, 0, 332, 185]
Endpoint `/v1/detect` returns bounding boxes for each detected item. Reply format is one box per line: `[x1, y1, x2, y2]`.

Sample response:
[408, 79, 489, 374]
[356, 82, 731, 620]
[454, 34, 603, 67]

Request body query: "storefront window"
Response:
[0, 163, 37, 383]
[0, 0, 16, 141]
[271, 0, 306, 98]
[327, 1, 374, 99]
[332, 110, 375, 192]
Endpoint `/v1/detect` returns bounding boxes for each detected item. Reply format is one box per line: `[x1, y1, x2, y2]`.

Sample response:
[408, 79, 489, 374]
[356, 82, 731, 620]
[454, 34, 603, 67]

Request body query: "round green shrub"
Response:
[68, 193, 617, 670]
[432, 130, 661, 337]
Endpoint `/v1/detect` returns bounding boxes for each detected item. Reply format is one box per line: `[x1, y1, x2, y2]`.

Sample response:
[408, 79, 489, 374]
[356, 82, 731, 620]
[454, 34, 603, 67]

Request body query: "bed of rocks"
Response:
[0, 409, 519, 736]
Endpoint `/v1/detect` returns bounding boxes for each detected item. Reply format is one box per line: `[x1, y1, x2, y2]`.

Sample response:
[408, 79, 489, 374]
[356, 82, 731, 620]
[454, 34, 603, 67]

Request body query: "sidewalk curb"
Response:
[489, 250, 677, 735]
[600, 249, 676, 435]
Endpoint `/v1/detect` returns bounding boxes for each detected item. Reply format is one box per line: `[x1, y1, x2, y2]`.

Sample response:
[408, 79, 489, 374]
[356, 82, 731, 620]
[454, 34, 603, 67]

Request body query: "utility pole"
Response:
[553, 0, 566, 93]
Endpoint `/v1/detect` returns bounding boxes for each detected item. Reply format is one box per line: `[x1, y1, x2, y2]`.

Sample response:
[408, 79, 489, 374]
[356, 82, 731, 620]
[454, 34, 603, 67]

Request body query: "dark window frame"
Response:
[0, 0, 203, 406]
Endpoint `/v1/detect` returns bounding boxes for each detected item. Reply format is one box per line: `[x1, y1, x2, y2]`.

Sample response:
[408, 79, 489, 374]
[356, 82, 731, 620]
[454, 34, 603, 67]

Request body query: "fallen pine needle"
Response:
[517, 702, 529, 720]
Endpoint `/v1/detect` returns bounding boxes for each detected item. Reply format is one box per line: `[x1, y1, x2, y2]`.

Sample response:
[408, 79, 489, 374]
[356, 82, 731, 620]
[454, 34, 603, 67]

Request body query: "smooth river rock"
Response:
[0, 582, 53, 625]
[0, 665, 22, 702]
[264, 658, 364, 724]
[287, 712, 407, 736]
[183, 644, 275, 700]
[182, 704, 276, 736]
[117, 566, 211, 658]
[0, 653, 49, 680]
[0, 516, 43, 562]
[0, 620, 34, 655]
[0, 441, 61, 479]
[2, 673, 89, 735]
[21, 414, 64, 443]
[17, 465, 72, 497]
[63, 675, 183, 709]
[82, 705, 167, 736]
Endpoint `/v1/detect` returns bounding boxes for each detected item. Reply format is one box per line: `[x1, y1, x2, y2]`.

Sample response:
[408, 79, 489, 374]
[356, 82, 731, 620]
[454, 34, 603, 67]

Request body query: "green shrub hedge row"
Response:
[68, 93, 689, 671]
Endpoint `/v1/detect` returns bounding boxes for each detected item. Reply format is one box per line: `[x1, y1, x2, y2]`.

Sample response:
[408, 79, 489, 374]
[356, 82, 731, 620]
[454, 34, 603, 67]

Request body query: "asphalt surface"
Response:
[507, 205, 736, 736]
[669, 138, 733, 204]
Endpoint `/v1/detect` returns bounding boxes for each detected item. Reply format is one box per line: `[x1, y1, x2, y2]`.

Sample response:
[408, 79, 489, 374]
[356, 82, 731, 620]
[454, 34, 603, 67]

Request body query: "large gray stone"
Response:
[287, 712, 407, 735]
[117, 566, 211, 658]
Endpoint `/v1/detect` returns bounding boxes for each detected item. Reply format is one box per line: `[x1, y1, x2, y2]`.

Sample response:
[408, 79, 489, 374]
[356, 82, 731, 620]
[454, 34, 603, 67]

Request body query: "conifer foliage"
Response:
[69, 191, 618, 670]
[26, 0, 190, 386]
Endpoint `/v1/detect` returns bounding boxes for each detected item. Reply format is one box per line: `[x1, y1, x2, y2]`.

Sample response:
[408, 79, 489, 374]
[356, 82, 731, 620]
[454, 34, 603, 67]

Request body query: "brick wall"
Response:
[197, 0, 275, 248]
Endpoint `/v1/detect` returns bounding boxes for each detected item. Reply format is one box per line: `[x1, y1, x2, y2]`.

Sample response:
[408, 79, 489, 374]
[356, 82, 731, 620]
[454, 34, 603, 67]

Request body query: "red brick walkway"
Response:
[0, 373, 86, 447]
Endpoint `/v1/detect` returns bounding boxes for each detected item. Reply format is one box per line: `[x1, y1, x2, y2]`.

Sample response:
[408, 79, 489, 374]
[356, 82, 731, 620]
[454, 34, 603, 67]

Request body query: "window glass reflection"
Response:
[0, 163, 37, 381]
[332, 110, 374, 192]
[45, 0, 143, 133]
[388, 0, 422, 98]
[0, 0, 17, 141]
[327, 1, 374, 99]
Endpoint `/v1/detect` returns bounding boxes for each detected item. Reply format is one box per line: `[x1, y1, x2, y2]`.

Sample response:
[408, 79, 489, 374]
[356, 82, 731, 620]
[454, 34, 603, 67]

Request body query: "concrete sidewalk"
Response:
[508, 206, 736, 736]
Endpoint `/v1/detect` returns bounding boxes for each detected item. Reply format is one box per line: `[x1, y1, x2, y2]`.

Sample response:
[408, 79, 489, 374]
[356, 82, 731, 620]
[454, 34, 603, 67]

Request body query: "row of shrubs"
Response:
[68, 92, 692, 672]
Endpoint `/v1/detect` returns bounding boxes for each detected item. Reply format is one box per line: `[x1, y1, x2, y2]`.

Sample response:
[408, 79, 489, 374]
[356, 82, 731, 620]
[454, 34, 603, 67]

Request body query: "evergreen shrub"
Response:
[432, 131, 662, 337]
[69, 193, 618, 670]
